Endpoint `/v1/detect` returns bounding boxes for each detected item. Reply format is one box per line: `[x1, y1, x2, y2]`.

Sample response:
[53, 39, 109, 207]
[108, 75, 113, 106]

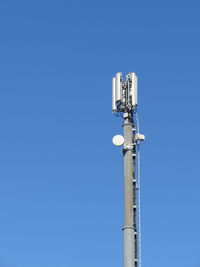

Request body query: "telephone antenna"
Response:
[112, 72, 145, 267]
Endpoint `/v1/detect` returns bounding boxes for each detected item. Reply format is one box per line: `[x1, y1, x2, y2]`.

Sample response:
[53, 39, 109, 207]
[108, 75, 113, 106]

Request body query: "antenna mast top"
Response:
[112, 72, 138, 119]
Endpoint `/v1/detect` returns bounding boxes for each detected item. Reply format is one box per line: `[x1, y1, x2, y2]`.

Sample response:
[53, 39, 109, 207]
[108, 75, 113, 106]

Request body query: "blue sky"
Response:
[0, 0, 200, 266]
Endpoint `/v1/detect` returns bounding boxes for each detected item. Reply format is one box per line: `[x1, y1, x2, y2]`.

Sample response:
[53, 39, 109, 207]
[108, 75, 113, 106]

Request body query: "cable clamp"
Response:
[123, 143, 136, 156]
[124, 143, 134, 150]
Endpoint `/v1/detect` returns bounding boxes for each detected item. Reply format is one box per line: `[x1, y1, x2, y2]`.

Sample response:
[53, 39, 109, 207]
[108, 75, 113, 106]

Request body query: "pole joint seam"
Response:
[122, 226, 136, 231]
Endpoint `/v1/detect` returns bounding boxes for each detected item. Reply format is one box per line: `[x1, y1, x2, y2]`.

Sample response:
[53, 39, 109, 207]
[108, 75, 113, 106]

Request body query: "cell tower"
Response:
[112, 72, 145, 267]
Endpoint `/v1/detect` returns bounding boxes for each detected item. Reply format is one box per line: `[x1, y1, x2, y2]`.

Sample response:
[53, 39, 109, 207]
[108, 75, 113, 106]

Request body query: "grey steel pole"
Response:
[123, 115, 137, 267]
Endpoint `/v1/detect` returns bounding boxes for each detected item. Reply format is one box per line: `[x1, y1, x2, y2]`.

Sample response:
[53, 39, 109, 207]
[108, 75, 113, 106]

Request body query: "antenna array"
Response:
[112, 72, 138, 115]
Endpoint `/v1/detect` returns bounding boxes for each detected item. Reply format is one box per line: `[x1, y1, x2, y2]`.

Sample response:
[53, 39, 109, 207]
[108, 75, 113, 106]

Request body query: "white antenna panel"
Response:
[115, 72, 122, 102]
[131, 73, 138, 107]
[112, 77, 116, 111]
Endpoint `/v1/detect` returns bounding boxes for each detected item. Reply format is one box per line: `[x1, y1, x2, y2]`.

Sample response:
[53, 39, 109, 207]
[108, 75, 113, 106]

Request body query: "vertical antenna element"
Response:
[131, 73, 138, 107]
[112, 77, 116, 112]
[115, 72, 122, 102]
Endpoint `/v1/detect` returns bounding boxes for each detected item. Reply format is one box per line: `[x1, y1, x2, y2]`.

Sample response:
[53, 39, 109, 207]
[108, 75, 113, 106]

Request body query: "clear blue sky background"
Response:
[0, 0, 199, 266]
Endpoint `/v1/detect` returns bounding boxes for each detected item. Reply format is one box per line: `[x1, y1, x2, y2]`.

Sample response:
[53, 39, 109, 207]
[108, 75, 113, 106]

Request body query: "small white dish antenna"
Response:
[112, 135, 124, 146]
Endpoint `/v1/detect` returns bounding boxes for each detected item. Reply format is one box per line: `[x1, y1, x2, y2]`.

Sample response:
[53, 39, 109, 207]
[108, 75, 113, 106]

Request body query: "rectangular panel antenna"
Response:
[115, 72, 122, 102]
[131, 73, 138, 107]
[112, 77, 116, 111]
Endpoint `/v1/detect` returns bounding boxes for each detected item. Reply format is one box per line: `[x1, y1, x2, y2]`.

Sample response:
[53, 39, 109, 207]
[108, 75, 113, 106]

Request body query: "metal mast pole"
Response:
[112, 72, 144, 267]
[123, 114, 137, 267]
